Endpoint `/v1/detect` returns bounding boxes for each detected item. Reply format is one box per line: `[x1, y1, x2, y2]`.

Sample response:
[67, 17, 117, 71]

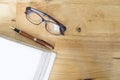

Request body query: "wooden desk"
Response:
[0, 0, 120, 80]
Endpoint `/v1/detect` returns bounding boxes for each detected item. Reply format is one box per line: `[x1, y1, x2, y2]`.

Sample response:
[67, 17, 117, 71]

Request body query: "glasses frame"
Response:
[25, 7, 66, 35]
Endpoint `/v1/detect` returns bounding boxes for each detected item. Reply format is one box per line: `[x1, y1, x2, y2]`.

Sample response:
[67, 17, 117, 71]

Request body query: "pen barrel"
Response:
[36, 39, 54, 50]
[19, 31, 54, 50]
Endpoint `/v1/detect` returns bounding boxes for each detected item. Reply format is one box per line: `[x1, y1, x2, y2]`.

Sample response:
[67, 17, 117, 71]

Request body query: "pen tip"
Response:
[9, 26, 15, 30]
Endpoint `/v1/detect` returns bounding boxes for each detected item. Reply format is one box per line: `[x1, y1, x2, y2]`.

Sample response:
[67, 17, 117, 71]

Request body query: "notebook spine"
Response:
[33, 52, 56, 80]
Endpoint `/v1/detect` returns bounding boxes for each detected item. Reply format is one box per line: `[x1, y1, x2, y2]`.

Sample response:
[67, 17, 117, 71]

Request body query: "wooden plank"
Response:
[1, 0, 120, 80]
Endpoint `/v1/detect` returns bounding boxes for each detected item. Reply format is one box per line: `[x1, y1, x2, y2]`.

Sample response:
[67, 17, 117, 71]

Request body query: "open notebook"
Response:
[0, 37, 56, 80]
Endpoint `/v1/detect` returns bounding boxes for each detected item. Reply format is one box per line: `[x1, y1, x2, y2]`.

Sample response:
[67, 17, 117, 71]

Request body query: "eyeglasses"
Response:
[25, 7, 66, 35]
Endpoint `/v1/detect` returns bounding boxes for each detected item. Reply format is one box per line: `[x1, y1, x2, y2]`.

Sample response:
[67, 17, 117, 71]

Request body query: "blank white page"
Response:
[0, 37, 43, 80]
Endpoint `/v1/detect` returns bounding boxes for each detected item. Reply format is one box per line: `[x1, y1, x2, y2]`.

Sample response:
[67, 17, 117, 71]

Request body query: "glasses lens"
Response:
[46, 22, 61, 35]
[27, 12, 42, 24]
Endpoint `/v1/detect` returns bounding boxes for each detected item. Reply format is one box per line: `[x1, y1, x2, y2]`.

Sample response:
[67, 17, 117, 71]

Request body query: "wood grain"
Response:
[1, 0, 120, 80]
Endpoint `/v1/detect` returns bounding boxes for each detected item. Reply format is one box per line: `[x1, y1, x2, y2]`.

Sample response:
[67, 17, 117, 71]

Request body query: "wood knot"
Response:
[76, 27, 81, 32]
[11, 19, 16, 22]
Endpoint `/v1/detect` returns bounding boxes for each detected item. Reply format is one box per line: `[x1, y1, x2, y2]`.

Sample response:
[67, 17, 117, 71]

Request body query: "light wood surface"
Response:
[0, 0, 120, 80]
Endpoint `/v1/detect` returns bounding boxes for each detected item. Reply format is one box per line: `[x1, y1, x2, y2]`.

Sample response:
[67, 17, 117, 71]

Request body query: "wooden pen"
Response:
[9, 26, 54, 50]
